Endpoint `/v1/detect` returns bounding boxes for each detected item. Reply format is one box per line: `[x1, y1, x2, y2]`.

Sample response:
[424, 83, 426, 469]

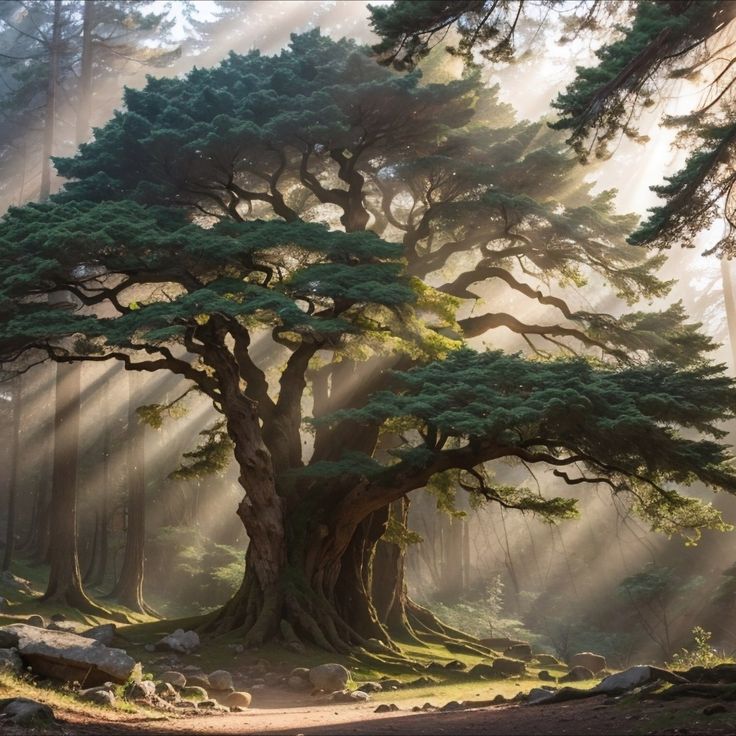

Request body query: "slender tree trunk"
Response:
[108, 371, 152, 614]
[721, 258, 736, 373]
[75, 0, 94, 144]
[85, 388, 110, 587]
[42, 362, 105, 614]
[2, 377, 22, 571]
[39, 0, 62, 202]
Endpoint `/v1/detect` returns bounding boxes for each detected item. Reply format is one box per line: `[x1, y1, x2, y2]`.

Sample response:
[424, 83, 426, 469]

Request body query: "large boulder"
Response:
[591, 665, 656, 694]
[155, 629, 200, 654]
[0, 623, 137, 685]
[225, 691, 252, 708]
[570, 652, 606, 674]
[535, 654, 561, 667]
[309, 663, 350, 692]
[469, 662, 496, 678]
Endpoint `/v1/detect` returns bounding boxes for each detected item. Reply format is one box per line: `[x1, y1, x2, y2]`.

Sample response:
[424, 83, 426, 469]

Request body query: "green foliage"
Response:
[169, 421, 233, 480]
[550, 1, 723, 161]
[146, 527, 244, 615]
[667, 626, 726, 670]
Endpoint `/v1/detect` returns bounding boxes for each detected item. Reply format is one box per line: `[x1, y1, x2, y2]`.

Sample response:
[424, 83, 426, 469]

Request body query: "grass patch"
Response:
[0, 671, 163, 721]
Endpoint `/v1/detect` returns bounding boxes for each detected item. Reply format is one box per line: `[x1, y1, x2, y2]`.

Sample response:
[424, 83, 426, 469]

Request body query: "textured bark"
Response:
[42, 362, 106, 614]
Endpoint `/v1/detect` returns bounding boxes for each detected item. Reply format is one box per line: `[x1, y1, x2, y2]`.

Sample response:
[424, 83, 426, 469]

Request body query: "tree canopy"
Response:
[1, 29, 735, 650]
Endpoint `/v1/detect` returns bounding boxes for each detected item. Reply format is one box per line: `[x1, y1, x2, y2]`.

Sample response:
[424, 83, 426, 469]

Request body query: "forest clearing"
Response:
[2, 0, 736, 734]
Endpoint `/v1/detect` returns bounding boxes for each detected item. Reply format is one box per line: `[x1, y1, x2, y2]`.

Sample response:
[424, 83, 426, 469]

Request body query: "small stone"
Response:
[703, 703, 727, 715]
[538, 670, 556, 682]
[155, 629, 200, 654]
[357, 681, 382, 693]
[155, 682, 178, 700]
[375, 703, 394, 713]
[421, 702, 436, 711]
[80, 689, 116, 707]
[50, 613, 66, 622]
[309, 663, 350, 693]
[160, 671, 187, 688]
[1, 698, 55, 726]
[441, 700, 464, 711]
[224, 691, 252, 708]
[175, 700, 197, 709]
[186, 673, 211, 689]
[444, 660, 467, 671]
[290, 667, 310, 680]
[209, 669, 234, 691]
[82, 624, 117, 646]
[180, 685, 208, 701]
[26, 615, 45, 628]
[534, 653, 561, 667]
[559, 665, 594, 683]
[198, 699, 217, 708]
[380, 678, 401, 689]
[127, 680, 156, 701]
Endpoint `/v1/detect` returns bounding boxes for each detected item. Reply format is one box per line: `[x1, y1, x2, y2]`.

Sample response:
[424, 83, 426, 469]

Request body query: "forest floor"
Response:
[3, 689, 736, 735]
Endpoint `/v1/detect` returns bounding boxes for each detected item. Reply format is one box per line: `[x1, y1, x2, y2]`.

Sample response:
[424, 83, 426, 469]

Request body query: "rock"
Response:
[469, 662, 496, 678]
[225, 691, 252, 708]
[440, 700, 464, 711]
[538, 670, 556, 682]
[50, 613, 66, 622]
[479, 637, 522, 651]
[144, 643, 156, 653]
[0, 571, 33, 594]
[264, 671, 282, 687]
[309, 663, 350, 693]
[199, 699, 217, 708]
[175, 700, 197, 709]
[408, 676, 437, 687]
[570, 652, 607, 674]
[357, 681, 382, 693]
[0, 623, 137, 685]
[127, 679, 156, 701]
[82, 624, 117, 647]
[288, 675, 310, 691]
[26, 615, 45, 629]
[290, 666, 310, 680]
[535, 654, 561, 667]
[444, 659, 467, 670]
[0, 647, 23, 675]
[375, 703, 399, 713]
[208, 669, 234, 691]
[527, 687, 555, 704]
[493, 694, 506, 704]
[155, 629, 200, 654]
[48, 621, 79, 634]
[332, 689, 369, 702]
[592, 665, 655, 694]
[491, 657, 526, 677]
[380, 678, 401, 689]
[160, 670, 187, 688]
[186, 673, 210, 689]
[155, 682, 179, 700]
[559, 666, 594, 683]
[80, 688, 116, 707]
[364, 638, 387, 653]
[703, 703, 728, 715]
[0, 697, 55, 726]
[504, 643, 533, 661]
[0, 597, 10, 612]
[180, 685, 208, 701]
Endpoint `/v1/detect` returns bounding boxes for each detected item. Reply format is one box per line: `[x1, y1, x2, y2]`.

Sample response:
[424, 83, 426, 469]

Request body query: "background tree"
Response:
[2, 31, 736, 653]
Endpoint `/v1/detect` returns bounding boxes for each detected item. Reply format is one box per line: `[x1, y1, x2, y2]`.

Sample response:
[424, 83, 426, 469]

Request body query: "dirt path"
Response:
[27, 695, 736, 736]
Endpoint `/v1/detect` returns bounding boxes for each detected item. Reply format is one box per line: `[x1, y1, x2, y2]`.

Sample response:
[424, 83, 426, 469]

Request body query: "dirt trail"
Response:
[29, 695, 736, 736]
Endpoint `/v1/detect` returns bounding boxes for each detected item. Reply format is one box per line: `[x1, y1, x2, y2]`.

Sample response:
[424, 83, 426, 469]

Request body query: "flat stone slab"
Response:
[0, 624, 137, 685]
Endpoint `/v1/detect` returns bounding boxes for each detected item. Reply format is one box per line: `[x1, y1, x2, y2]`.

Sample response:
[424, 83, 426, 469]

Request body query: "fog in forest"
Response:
[2, 0, 736, 677]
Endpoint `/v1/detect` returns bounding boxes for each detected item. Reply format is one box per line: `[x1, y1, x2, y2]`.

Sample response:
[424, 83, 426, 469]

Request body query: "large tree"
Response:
[1, 31, 735, 652]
